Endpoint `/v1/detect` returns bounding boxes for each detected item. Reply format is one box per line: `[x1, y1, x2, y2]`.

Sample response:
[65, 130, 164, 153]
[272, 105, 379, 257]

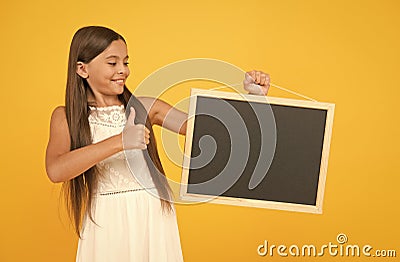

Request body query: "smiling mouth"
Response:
[112, 79, 125, 85]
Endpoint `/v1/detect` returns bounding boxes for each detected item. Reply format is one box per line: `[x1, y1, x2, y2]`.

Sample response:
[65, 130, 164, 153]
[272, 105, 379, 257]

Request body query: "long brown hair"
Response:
[63, 26, 172, 237]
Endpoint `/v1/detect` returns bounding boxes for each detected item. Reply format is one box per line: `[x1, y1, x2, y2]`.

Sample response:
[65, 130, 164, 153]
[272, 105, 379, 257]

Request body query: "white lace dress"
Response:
[76, 104, 183, 262]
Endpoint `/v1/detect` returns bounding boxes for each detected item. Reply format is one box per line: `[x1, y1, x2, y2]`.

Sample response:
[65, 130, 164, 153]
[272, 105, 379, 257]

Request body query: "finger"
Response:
[260, 74, 265, 86]
[255, 71, 261, 84]
[136, 124, 145, 129]
[244, 72, 254, 83]
[137, 135, 147, 147]
[262, 85, 270, 94]
[144, 127, 150, 135]
[135, 124, 146, 137]
[246, 71, 256, 82]
[260, 73, 268, 86]
[249, 70, 256, 81]
[141, 128, 149, 143]
[127, 107, 136, 125]
[264, 74, 270, 87]
[262, 79, 271, 94]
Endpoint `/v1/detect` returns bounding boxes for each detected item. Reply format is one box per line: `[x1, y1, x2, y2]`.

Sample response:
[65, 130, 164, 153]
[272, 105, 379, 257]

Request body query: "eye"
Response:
[124, 62, 129, 66]
[108, 62, 117, 66]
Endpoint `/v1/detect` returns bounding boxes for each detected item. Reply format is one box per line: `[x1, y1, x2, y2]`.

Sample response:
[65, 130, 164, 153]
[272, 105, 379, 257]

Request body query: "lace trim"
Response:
[89, 121, 125, 128]
[89, 105, 126, 126]
[89, 104, 124, 111]
[98, 187, 156, 196]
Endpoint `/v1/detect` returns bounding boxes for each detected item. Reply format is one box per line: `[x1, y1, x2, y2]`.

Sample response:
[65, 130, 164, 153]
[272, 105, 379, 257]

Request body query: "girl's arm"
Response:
[45, 106, 148, 183]
[138, 97, 188, 135]
[137, 71, 270, 135]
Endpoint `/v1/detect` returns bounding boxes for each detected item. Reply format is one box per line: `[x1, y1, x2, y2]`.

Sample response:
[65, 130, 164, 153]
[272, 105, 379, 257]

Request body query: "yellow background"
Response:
[1, 0, 399, 261]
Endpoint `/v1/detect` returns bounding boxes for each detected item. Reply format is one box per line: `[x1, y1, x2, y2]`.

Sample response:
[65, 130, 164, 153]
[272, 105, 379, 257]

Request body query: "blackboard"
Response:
[180, 89, 335, 213]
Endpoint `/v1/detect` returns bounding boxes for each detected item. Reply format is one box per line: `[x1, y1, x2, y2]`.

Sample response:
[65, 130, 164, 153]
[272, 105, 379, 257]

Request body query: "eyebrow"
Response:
[105, 55, 129, 59]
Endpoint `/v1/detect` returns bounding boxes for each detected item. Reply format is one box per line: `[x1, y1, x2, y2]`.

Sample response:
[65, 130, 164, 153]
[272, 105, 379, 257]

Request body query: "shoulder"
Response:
[47, 106, 70, 150]
[52, 106, 66, 116]
[46, 106, 71, 165]
[49, 106, 69, 134]
[50, 106, 67, 124]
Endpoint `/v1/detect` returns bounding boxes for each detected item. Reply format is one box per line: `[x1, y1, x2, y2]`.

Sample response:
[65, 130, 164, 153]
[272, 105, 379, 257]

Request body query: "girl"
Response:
[45, 26, 270, 262]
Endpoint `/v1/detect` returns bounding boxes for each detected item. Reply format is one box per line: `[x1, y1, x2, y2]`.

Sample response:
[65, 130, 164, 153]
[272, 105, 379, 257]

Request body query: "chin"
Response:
[117, 88, 125, 95]
[113, 85, 125, 95]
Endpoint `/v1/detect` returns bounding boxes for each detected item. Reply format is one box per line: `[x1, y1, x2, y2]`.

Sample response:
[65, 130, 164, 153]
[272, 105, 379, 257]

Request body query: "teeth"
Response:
[113, 79, 124, 84]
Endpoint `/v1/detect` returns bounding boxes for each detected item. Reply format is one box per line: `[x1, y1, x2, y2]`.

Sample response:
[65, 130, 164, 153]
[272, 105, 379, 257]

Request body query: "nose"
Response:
[118, 66, 126, 75]
[117, 63, 129, 76]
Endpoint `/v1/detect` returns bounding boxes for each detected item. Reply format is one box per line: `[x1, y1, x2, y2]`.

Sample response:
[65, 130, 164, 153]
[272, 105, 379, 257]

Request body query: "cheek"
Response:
[101, 68, 117, 81]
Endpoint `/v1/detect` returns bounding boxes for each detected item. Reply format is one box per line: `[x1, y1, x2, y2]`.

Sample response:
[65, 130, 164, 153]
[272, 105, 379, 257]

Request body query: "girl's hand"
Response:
[243, 70, 270, 96]
[122, 107, 150, 150]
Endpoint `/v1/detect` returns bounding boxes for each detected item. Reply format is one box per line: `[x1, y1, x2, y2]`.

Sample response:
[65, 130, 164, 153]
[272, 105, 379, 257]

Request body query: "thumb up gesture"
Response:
[122, 107, 150, 150]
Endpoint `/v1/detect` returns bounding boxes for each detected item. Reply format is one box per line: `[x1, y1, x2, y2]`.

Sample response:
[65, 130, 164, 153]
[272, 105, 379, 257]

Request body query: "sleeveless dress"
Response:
[76, 104, 184, 262]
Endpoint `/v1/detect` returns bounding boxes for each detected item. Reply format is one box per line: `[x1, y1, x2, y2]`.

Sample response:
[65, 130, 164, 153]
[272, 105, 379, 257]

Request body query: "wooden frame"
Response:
[180, 88, 335, 214]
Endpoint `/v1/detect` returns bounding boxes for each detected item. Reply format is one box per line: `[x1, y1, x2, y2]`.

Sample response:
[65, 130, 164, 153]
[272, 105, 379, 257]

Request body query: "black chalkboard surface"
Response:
[180, 89, 335, 213]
